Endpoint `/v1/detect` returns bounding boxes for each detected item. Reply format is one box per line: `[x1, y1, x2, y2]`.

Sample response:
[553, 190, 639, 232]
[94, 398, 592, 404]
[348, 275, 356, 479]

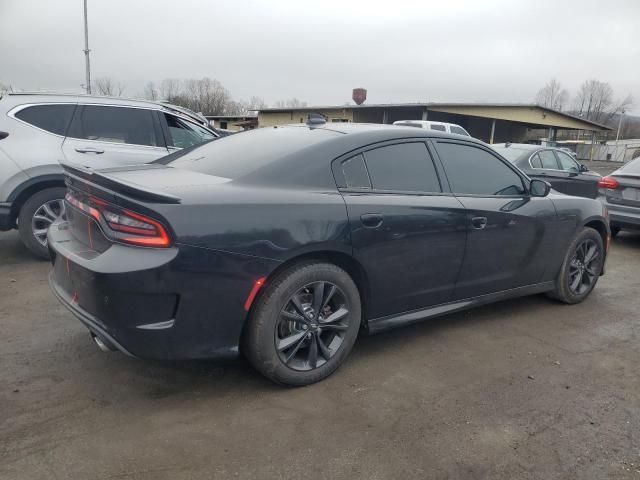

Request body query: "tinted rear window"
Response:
[165, 126, 340, 179]
[620, 157, 640, 174]
[363, 142, 441, 192]
[430, 124, 446, 131]
[14, 104, 76, 135]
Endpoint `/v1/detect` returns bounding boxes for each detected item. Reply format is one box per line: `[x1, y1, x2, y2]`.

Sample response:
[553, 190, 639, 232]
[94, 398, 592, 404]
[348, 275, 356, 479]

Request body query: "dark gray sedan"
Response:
[597, 157, 640, 236]
[492, 143, 601, 199]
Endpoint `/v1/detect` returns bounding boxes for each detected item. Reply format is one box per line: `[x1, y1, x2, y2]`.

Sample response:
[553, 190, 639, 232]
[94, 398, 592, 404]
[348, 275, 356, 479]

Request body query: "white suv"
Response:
[0, 93, 218, 258]
[393, 120, 471, 137]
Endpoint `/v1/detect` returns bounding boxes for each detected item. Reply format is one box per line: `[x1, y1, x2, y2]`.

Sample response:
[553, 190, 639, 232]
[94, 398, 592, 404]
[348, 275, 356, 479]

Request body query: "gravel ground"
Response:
[2, 202, 640, 479]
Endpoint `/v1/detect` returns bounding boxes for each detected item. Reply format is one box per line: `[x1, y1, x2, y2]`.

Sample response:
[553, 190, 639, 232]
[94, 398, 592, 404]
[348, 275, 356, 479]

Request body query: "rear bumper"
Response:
[49, 273, 135, 357]
[604, 202, 640, 230]
[0, 202, 13, 231]
[47, 220, 280, 360]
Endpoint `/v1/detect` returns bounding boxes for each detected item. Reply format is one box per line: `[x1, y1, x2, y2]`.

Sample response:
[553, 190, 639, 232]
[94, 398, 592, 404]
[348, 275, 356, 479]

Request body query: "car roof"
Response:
[1, 92, 168, 111]
[492, 143, 542, 151]
[294, 122, 482, 143]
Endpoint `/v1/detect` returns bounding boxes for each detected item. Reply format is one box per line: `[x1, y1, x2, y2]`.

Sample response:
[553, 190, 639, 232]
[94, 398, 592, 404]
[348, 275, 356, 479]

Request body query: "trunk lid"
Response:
[606, 173, 640, 208]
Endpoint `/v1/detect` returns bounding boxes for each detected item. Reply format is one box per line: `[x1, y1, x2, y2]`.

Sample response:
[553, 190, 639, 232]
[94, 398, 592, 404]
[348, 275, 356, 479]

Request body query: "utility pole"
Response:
[83, 0, 91, 94]
[615, 109, 625, 142]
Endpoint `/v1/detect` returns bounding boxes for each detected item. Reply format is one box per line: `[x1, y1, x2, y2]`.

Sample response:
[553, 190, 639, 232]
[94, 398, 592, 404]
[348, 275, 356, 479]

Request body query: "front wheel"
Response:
[548, 227, 604, 304]
[243, 262, 361, 386]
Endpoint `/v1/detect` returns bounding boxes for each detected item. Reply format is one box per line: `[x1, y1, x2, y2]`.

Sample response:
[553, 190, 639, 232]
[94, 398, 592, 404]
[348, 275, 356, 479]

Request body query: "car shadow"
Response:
[83, 292, 553, 398]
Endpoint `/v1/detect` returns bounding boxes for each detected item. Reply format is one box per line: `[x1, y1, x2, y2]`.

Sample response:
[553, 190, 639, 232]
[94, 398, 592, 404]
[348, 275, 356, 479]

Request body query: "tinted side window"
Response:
[15, 104, 76, 135]
[450, 126, 469, 136]
[530, 154, 543, 169]
[68, 106, 159, 146]
[537, 150, 559, 169]
[430, 124, 446, 131]
[164, 114, 216, 148]
[556, 151, 579, 172]
[363, 142, 441, 192]
[341, 154, 371, 189]
[436, 142, 525, 196]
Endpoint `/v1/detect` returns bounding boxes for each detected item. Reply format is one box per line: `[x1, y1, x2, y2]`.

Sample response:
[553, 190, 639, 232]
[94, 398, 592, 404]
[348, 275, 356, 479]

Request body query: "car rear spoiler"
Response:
[62, 163, 182, 204]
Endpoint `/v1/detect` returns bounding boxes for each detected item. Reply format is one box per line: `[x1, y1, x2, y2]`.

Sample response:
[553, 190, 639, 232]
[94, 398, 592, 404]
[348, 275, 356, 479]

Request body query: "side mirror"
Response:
[530, 179, 551, 197]
[579, 164, 589, 172]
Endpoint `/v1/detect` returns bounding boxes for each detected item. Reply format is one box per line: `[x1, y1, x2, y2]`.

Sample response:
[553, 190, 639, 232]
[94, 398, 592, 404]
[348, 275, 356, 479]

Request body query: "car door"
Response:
[334, 140, 467, 319]
[432, 139, 557, 299]
[159, 113, 218, 154]
[62, 105, 169, 168]
[554, 150, 599, 198]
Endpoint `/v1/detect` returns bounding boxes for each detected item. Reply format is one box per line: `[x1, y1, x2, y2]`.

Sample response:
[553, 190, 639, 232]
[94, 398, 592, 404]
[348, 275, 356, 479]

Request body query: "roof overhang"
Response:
[258, 102, 611, 131]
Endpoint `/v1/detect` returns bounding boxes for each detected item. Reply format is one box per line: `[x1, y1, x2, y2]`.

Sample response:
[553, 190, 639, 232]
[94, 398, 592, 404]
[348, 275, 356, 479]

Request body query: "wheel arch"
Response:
[583, 218, 609, 249]
[247, 250, 372, 330]
[8, 175, 66, 223]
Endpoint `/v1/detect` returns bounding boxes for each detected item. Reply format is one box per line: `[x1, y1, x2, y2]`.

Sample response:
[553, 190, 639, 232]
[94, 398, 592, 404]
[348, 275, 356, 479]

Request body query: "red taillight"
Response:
[598, 176, 619, 189]
[65, 191, 172, 248]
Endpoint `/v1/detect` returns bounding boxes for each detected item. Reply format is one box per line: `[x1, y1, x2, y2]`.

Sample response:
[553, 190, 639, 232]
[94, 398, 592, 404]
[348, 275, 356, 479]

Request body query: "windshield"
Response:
[160, 126, 341, 179]
[493, 147, 531, 163]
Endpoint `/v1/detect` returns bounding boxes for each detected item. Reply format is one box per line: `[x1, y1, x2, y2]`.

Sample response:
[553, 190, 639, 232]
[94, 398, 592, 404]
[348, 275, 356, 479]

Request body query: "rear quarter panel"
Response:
[543, 193, 608, 280]
[155, 184, 352, 262]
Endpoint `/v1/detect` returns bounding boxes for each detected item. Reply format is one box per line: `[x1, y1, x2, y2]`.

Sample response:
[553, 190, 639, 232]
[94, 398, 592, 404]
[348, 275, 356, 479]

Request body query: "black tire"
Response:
[243, 262, 361, 386]
[610, 226, 621, 238]
[547, 227, 604, 304]
[17, 187, 66, 260]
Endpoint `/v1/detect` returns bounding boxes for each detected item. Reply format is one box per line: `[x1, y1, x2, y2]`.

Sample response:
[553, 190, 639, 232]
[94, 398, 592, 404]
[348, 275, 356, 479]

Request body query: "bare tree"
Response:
[224, 96, 267, 115]
[159, 78, 181, 102]
[246, 96, 267, 111]
[94, 77, 125, 96]
[573, 79, 633, 124]
[142, 81, 158, 101]
[274, 98, 308, 108]
[535, 78, 569, 111]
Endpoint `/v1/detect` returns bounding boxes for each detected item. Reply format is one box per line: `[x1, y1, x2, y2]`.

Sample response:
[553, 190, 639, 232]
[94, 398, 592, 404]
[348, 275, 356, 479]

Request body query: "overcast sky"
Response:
[1, 0, 639, 112]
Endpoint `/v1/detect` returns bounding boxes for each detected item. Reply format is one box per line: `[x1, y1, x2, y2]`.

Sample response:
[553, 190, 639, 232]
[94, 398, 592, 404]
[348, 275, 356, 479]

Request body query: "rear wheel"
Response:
[17, 187, 66, 259]
[548, 227, 604, 304]
[244, 262, 361, 386]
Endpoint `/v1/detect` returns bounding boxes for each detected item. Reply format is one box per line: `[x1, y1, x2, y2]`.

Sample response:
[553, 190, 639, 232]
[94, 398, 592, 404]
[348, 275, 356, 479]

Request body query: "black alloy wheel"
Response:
[244, 262, 361, 386]
[567, 239, 600, 295]
[547, 227, 604, 304]
[275, 281, 350, 371]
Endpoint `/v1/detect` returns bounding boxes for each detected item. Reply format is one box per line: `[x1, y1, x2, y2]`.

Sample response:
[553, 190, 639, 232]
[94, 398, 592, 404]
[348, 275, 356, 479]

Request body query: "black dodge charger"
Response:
[48, 121, 610, 386]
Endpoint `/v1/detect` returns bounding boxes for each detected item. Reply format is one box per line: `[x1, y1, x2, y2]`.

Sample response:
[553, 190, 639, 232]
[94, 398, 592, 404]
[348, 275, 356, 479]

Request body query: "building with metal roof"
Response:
[257, 102, 611, 144]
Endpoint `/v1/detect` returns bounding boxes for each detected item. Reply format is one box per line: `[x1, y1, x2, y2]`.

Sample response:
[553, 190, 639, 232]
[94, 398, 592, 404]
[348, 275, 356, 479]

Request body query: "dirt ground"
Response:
[2, 222, 640, 479]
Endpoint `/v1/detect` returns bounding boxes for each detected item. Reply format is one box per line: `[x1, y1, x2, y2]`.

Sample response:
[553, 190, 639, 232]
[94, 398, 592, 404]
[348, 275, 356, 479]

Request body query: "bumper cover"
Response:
[47, 220, 280, 360]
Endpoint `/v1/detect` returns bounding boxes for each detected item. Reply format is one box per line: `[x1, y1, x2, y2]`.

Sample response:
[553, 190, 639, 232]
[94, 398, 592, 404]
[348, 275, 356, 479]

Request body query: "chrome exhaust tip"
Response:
[92, 334, 114, 352]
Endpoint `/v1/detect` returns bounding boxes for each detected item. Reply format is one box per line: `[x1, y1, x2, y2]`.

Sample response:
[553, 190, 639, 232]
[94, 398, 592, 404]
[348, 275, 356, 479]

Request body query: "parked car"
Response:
[48, 122, 609, 386]
[558, 146, 578, 158]
[0, 93, 218, 258]
[597, 156, 640, 237]
[393, 120, 471, 136]
[491, 143, 601, 199]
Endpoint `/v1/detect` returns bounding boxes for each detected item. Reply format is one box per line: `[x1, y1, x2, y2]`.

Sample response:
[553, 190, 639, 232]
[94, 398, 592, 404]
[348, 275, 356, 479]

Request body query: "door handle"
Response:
[471, 216, 488, 229]
[360, 213, 384, 228]
[75, 147, 105, 154]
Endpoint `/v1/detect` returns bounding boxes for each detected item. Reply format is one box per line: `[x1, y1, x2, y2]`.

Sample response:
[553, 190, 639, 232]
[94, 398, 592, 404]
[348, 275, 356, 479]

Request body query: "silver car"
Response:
[0, 93, 218, 258]
[597, 156, 640, 236]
